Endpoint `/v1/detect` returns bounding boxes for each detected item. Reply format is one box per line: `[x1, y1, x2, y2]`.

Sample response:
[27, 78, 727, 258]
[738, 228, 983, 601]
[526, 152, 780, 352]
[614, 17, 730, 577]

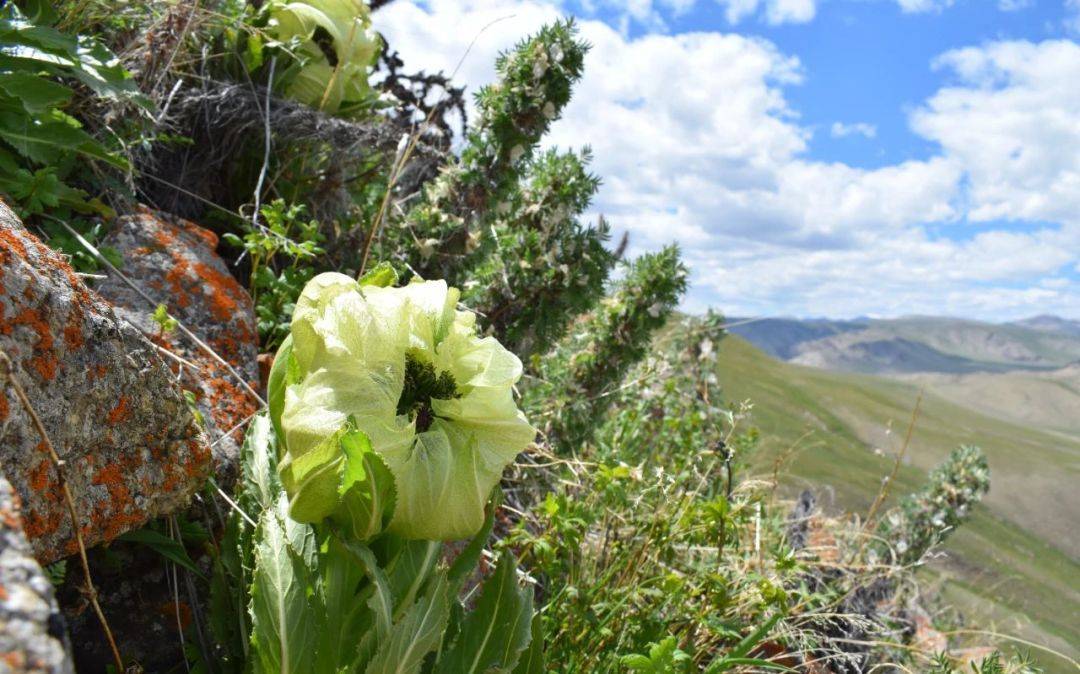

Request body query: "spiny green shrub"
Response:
[530, 245, 689, 450]
[464, 148, 616, 358]
[381, 20, 588, 284]
[873, 444, 989, 566]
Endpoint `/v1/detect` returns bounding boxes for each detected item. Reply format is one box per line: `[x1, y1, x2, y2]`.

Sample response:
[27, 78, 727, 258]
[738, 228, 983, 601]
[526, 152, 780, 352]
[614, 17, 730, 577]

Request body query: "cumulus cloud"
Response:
[894, 0, 955, 12]
[830, 122, 877, 138]
[712, 0, 816, 25]
[1067, 0, 1080, 35]
[376, 1, 1080, 320]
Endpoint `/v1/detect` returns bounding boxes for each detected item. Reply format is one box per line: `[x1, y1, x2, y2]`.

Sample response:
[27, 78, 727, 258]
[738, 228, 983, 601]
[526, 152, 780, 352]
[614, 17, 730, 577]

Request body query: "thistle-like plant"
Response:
[464, 148, 615, 359]
[381, 20, 588, 284]
[531, 245, 689, 450]
[873, 445, 990, 566]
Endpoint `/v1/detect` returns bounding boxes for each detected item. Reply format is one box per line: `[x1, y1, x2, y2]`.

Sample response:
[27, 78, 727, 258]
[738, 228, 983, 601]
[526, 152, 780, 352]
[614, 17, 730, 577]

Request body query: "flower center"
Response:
[397, 353, 460, 432]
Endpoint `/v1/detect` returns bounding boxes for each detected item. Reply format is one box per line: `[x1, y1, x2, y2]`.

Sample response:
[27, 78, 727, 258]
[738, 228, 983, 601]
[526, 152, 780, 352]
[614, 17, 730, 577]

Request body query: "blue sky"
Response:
[379, 0, 1080, 320]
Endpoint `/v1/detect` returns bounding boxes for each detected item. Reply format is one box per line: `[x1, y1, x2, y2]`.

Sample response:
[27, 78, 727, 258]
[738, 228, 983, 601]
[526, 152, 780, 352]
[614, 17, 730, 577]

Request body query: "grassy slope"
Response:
[898, 367, 1080, 436]
[713, 336, 1080, 672]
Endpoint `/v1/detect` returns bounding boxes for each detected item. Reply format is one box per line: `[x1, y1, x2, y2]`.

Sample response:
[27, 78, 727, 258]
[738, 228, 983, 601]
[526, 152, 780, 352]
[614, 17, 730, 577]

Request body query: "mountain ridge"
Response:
[728, 314, 1080, 374]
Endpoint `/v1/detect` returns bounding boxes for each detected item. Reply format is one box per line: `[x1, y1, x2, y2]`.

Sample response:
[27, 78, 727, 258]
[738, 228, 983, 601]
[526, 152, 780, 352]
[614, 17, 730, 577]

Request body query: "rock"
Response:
[95, 207, 260, 486]
[0, 201, 212, 565]
[0, 475, 73, 674]
[58, 532, 212, 673]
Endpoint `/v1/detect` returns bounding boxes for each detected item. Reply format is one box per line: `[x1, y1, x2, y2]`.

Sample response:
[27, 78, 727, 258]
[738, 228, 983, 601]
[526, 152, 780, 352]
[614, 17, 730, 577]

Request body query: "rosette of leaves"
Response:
[464, 148, 616, 360]
[268, 266, 536, 541]
[383, 20, 588, 284]
[873, 445, 989, 566]
[262, 0, 380, 114]
[532, 245, 688, 450]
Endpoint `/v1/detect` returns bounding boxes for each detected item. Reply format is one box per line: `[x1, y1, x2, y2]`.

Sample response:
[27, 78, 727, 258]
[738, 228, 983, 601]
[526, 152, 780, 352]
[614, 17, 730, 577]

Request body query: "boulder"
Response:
[0, 475, 73, 674]
[95, 207, 260, 485]
[0, 201, 212, 565]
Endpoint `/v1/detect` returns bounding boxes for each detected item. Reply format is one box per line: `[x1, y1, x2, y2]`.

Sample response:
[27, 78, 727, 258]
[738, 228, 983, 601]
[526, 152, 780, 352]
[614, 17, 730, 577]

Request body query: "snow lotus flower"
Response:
[271, 271, 536, 540]
[268, 0, 379, 113]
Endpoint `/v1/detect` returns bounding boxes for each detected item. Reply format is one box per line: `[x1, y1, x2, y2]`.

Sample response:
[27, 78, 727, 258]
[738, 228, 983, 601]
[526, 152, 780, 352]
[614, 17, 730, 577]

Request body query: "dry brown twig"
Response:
[0, 350, 125, 672]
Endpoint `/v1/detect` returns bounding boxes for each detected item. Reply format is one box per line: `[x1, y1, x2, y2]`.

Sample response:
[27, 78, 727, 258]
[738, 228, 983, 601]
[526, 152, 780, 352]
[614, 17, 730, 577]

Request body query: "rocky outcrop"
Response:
[96, 207, 260, 485]
[0, 475, 73, 674]
[0, 201, 212, 565]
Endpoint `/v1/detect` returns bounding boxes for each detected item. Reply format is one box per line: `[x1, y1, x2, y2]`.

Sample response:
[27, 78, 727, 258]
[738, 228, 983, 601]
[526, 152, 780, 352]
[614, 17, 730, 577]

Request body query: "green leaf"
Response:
[380, 538, 440, 620]
[239, 412, 283, 515]
[266, 334, 295, 443]
[446, 493, 497, 592]
[314, 534, 370, 672]
[703, 614, 786, 674]
[0, 72, 71, 113]
[435, 551, 534, 674]
[339, 539, 396, 638]
[364, 572, 450, 674]
[280, 423, 352, 523]
[333, 429, 396, 541]
[248, 496, 318, 674]
[0, 109, 126, 169]
[511, 613, 545, 674]
[117, 527, 204, 578]
[359, 261, 398, 288]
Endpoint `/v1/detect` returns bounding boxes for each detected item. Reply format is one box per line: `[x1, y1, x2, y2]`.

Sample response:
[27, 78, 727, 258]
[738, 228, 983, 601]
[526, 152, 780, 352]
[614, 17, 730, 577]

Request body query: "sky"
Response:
[376, 0, 1080, 321]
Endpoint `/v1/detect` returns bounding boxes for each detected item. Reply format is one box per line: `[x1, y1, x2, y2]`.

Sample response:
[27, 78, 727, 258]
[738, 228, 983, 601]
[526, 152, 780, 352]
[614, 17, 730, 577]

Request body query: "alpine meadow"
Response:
[0, 1, 1077, 674]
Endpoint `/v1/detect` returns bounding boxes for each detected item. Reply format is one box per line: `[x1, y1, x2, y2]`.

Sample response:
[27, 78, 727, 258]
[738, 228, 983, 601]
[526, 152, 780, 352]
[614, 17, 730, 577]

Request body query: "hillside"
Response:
[729, 315, 1080, 374]
[713, 336, 1080, 671]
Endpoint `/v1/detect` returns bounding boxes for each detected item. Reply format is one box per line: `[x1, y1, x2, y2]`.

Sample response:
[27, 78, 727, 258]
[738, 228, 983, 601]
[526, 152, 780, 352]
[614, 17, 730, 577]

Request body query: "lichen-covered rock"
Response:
[95, 207, 259, 485]
[0, 475, 73, 674]
[0, 201, 212, 565]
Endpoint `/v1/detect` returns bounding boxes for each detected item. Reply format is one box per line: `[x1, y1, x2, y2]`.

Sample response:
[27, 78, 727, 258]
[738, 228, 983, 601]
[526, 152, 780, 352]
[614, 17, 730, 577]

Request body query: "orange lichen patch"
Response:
[28, 457, 51, 492]
[0, 390, 8, 422]
[0, 226, 28, 260]
[205, 374, 258, 434]
[159, 601, 193, 630]
[0, 651, 25, 668]
[90, 456, 148, 542]
[178, 217, 219, 249]
[107, 396, 131, 425]
[186, 437, 212, 477]
[9, 306, 58, 381]
[192, 262, 241, 321]
[0, 583, 8, 601]
[22, 501, 62, 541]
[0, 505, 18, 531]
[62, 307, 85, 350]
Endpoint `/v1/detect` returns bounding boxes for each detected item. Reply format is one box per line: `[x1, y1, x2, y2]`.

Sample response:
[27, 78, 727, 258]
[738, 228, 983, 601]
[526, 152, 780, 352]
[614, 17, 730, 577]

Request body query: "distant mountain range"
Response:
[727, 314, 1080, 375]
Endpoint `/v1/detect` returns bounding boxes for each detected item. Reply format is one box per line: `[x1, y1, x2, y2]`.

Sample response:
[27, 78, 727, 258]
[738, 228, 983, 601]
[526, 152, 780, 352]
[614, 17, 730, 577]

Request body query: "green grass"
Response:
[713, 336, 1080, 673]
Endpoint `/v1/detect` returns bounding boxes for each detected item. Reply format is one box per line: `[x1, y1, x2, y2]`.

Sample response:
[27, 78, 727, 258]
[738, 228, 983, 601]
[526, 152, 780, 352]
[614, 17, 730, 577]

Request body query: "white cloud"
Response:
[997, 0, 1033, 11]
[1067, 0, 1080, 35]
[894, 0, 955, 13]
[830, 121, 877, 138]
[913, 40, 1080, 226]
[377, 1, 1080, 320]
[713, 0, 816, 25]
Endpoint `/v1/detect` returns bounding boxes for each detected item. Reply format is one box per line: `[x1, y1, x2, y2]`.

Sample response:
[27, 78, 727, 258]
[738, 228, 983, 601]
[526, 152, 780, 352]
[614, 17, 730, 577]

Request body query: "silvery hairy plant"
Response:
[464, 148, 616, 361]
[378, 21, 588, 285]
[528, 245, 689, 451]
